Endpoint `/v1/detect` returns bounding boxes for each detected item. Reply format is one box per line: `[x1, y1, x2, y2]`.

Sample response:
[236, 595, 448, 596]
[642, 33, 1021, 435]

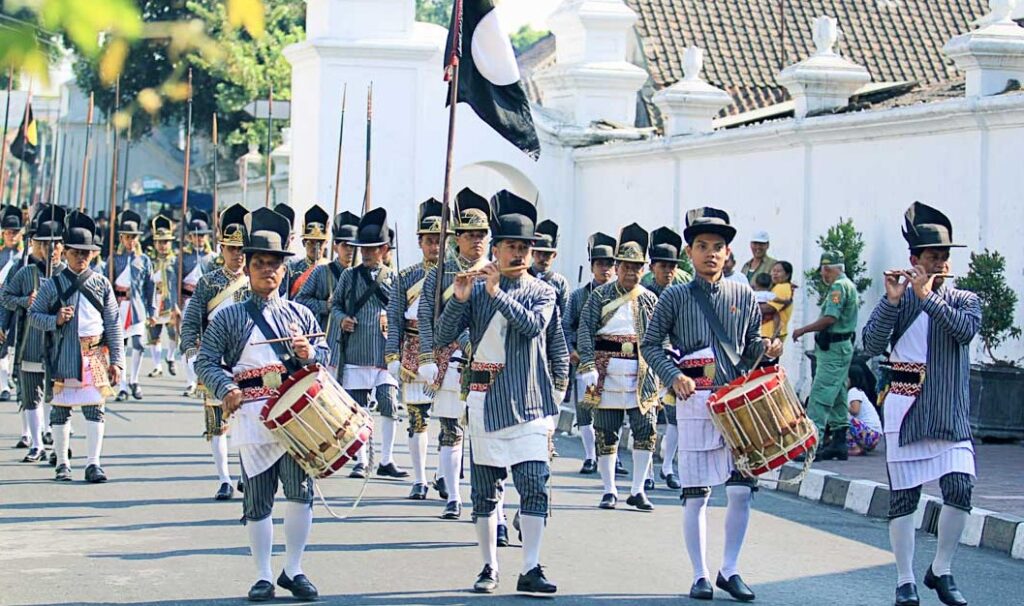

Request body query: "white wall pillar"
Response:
[652, 47, 733, 136]
[945, 0, 1024, 98]
[777, 17, 870, 119]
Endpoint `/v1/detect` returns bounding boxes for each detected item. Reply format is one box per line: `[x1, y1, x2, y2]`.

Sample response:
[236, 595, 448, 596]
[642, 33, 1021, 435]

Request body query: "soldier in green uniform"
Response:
[792, 250, 859, 461]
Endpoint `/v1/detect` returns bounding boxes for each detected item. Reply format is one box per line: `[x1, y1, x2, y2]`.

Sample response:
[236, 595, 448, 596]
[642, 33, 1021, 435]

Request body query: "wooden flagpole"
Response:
[176, 70, 194, 304]
[78, 92, 94, 212]
[13, 80, 33, 208]
[264, 84, 273, 208]
[362, 82, 372, 214]
[106, 77, 121, 241]
[329, 84, 347, 262]
[211, 113, 219, 237]
[0, 68, 13, 205]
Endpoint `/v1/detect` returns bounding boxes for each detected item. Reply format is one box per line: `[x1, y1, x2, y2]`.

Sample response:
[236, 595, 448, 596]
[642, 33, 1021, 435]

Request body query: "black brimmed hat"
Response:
[333, 211, 360, 243]
[66, 211, 101, 251]
[219, 204, 248, 247]
[243, 208, 294, 257]
[649, 226, 683, 263]
[615, 223, 649, 264]
[588, 232, 616, 262]
[903, 202, 965, 251]
[151, 214, 175, 241]
[454, 188, 490, 233]
[187, 209, 212, 235]
[352, 207, 392, 248]
[302, 205, 330, 241]
[489, 190, 538, 243]
[1, 205, 23, 231]
[417, 198, 450, 235]
[683, 207, 736, 245]
[533, 220, 559, 252]
[117, 209, 144, 236]
[32, 205, 66, 242]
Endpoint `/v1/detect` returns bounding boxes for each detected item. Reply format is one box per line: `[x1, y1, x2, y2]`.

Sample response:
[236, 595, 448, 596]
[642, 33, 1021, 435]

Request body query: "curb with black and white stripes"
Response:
[760, 464, 1024, 560]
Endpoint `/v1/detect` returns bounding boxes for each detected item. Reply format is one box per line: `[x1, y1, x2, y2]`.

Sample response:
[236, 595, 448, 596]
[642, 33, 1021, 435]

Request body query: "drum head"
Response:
[264, 372, 320, 421]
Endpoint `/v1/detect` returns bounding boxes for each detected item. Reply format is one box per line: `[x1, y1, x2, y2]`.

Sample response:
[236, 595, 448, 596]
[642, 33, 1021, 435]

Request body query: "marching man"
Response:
[145, 215, 179, 378]
[295, 210, 360, 331]
[0, 205, 25, 404]
[287, 205, 330, 300]
[111, 209, 153, 401]
[180, 210, 217, 397]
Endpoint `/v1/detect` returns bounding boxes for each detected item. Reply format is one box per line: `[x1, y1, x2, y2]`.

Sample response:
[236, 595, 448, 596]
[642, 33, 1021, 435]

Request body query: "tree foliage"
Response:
[511, 25, 549, 54]
[803, 217, 872, 305]
[416, 0, 453, 26]
[957, 249, 1021, 366]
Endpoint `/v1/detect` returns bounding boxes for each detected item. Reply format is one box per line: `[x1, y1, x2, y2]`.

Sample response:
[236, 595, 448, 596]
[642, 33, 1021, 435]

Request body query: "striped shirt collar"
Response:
[691, 274, 722, 294]
[248, 291, 286, 312]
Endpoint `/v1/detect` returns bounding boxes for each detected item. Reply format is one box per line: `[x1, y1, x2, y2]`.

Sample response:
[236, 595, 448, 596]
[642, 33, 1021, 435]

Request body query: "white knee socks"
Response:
[932, 506, 968, 577]
[54, 423, 71, 467]
[683, 495, 710, 583]
[0, 355, 11, 391]
[409, 432, 428, 484]
[149, 343, 162, 368]
[211, 435, 231, 484]
[283, 501, 312, 578]
[662, 425, 679, 476]
[721, 486, 752, 578]
[475, 514, 498, 569]
[890, 513, 917, 586]
[129, 349, 143, 384]
[440, 445, 462, 504]
[631, 450, 653, 496]
[248, 516, 274, 583]
[598, 455, 617, 496]
[85, 421, 105, 467]
[520, 515, 545, 574]
[579, 424, 596, 461]
[27, 407, 43, 450]
[495, 487, 507, 526]
[186, 358, 198, 388]
[379, 417, 396, 466]
[20, 409, 29, 439]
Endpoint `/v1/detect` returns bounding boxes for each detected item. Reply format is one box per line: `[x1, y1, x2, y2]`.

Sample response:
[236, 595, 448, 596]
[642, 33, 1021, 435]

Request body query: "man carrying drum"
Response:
[862, 202, 979, 606]
[640, 207, 782, 602]
[196, 208, 329, 602]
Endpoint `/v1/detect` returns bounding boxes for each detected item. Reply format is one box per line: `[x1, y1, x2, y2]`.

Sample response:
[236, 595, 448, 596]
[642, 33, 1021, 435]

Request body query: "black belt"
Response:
[679, 366, 707, 380]
[594, 339, 638, 357]
[236, 374, 290, 390]
[465, 369, 495, 385]
[885, 369, 925, 385]
[821, 332, 854, 344]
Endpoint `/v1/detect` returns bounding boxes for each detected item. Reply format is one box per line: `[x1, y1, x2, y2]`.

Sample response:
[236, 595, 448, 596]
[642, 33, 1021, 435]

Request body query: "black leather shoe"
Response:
[376, 462, 410, 478]
[626, 493, 654, 511]
[237, 479, 245, 494]
[49, 450, 57, 467]
[716, 572, 755, 602]
[167, 360, 177, 376]
[579, 458, 597, 474]
[349, 463, 366, 479]
[277, 571, 319, 601]
[614, 459, 628, 476]
[408, 483, 429, 500]
[43, 431, 53, 446]
[14, 436, 29, 448]
[496, 524, 509, 547]
[894, 582, 920, 606]
[924, 566, 967, 606]
[473, 564, 499, 593]
[689, 577, 714, 600]
[85, 464, 108, 483]
[441, 501, 462, 520]
[54, 464, 72, 482]
[116, 390, 129, 402]
[1, 390, 11, 402]
[644, 478, 656, 491]
[247, 580, 275, 602]
[665, 473, 681, 490]
[147, 368, 163, 378]
[22, 447, 45, 463]
[599, 493, 617, 509]
[433, 476, 448, 500]
[517, 564, 557, 594]
[130, 383, 144, 400]
[214, 482, 234, 501]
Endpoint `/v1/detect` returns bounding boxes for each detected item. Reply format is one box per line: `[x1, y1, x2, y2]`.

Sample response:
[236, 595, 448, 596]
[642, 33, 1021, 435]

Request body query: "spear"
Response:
[78, 92, 94, 212]
[176, 70, 194, 305]
[211, 113, 219, 236]
[329, 84, 347, 262]
[0, 67, 13, 205]
[13, 80, 33, 209]
[107, 77, 121, 244]
[362, 82, 372, 214]
[264, 84, 273, 208]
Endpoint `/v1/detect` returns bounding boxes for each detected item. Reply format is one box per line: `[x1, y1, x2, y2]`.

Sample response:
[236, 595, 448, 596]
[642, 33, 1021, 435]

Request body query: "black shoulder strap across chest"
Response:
[243, 298, 303, 374]
[689, 282, 741, 367]
[351, 266, 389, 314]
[53, 269, 104, 316]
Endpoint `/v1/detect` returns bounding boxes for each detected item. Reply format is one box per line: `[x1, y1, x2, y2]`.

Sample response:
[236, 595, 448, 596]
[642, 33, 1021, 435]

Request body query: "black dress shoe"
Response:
[517, 564, 557, 594]
[147, 368, 163, 378]
[689, 577, 714, 600]
[22, 447, 45, 463]
[408, 483, 429, 500]
[130, 383, 144, 400]
[247, 580, 275, 602]
[85, 464, 108, 483]
[116, 390, 129, 402]
[54, 464, 72, 482]
[237, 479, 245, 493]
[433, 476, 448, 500]
[894, 582, 920, 606]
[626, 492, 654, 511]
[716, 572, 755, 602]
[924, 566, 967, 606]
[644, 478, 656, 491]
[349, 463, 366, 479]
[441, 501, 462, 520]
[167, 360, 177, 376]
[614, 459, 628, 476]
[599, 493, 618, 509]
[14, 436, 29, 449]
[277, 571, 319, 601]
[579, 458, 597, 474]
[376, 462, 410, 478]
[1, 390, 11, 401]
[496, 524, 509, 547]
[43, 431, 53, 446]
[214, 482, 234, 501]
[473, 564, 499, 593]
[665, 473, 681, 489]
[49, 450, 57, 467]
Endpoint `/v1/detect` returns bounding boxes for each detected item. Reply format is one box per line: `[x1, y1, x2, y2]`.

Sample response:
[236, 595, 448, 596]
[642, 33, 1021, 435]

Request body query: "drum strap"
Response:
[243, 299, 304, 375]
[689, 282, 741, 367]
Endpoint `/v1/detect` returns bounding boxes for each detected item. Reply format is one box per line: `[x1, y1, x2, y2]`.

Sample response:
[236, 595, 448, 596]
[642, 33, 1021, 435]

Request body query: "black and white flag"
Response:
[445, 0, 540, 159]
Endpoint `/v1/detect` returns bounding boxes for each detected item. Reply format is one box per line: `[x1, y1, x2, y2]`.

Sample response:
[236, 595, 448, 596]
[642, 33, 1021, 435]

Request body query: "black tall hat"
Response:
[417, 198, 450, 235]
[454, 188, 490, 232]
[32, 205, 66, 242]
[352, 207, 392, 248]
[533, 219, 559, 252]
[273, 203, 295, 233]
[588, 232, 616, 262]
[65, 211, 100, 251]
[187, 209, 212, 235]
[333, 211, 360, 243]
[302, 205, 330, 241]
[151, 214, 175, 241]
[243, 208, 294, 257]
[1, 205, 23, 231]
[219, 203, 248, 247]
[683, 207, 736, 245]
[649, 226, 683, 263]
[489, 190, 537, 243]
[903, 202, 964, 251]
[615, 223, 649, 263]
[117, 209, 144, 236]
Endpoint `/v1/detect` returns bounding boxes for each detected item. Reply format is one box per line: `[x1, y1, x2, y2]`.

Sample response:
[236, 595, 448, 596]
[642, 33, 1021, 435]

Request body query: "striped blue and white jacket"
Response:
[178, 267, 250, 357]
[112, 252, 154, 328]
[329, 264, 395, 368]
[563, 281, 600, 355]
[194, 294, 330, 401]
[295, 260, 345, 330]
[640, 276, 765, 389]
[436, 275, 568, 432]
[529, 267, 569, 315]
[384, 260, 430, 364]
[181, 246, 216, 293]
[29, 267, 125, 378]
[862, 285, 981, 445]
[1, 260, 65, 365]
[417, 255, 479, 364]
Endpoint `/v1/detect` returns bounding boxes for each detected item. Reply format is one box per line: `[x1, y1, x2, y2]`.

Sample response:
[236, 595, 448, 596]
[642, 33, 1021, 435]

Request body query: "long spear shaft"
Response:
[107, 77, 121, 244]
[13, 81, 33, 208]
[264, 84, 273, 208]
[78, 92, 94, 212]
[177, 70, 194, 304]
[329, 85, 347, 262]
[362, 82, 372, 214]
[212, 113, 219, 236]
[0, 68, 13, 204]
[434, 0, 463, 323]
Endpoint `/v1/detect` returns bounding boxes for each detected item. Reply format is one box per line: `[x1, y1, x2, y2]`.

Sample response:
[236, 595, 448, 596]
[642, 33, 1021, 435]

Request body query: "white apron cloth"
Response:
[595, 301, 639, 409]
[676, 347, 733, 488]
[51, 292, 108, 407]
[229, 316, 288, 478]
[466, 310, 550, 467]
[180, 261, 204, 313]
[0, 253, 17, 284]
[884, 314, 975, 490]
[115, 262, 144, 339]
[402, 294, 432, 404]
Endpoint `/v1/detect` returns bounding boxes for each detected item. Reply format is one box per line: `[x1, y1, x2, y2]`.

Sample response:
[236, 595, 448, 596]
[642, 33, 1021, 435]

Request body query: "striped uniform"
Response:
[862, 285, 981, 517]
[640, 277, 766, 497]
[295, 260, 345, 332]
[642, 271, 691, 427]
[329, 264, 397, 417]
[0, 246, 24, 358]
[529, 267, 569, 316]
[286, 256, 319, 299]
[563, 281, 598, 427]
[147, 253, 179, 343]
[385, 261, 433, 434]
[111, 252, 154, 347]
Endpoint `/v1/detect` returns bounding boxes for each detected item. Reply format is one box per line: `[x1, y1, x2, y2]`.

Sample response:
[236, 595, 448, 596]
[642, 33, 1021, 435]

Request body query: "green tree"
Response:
[510, 25, 549, 54]
[416, 0, 453, 26]
[803, 218, 872, 305]
[957, 249, 1021, 365]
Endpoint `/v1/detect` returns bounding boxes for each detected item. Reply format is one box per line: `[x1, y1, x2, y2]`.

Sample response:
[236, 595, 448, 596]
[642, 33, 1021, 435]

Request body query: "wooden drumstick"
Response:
[252, 333, 326, 346]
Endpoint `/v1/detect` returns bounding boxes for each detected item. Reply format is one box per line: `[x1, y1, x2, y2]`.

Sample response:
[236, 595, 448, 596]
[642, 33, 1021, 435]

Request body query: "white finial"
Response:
[812, 16, 839, 56]
[683, 46, 705, 81]
[989, 0, 1016, 23]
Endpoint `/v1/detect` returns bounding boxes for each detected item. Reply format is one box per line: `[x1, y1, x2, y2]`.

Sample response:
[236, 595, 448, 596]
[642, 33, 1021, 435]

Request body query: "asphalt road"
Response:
[2, 372, 1021, 605]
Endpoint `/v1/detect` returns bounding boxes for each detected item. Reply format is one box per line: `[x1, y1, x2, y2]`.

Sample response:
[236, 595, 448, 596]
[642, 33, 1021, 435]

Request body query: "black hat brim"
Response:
[909, 243, 966, 251]
[242, 247, 296, 257]
[650, 255, 681, 264]
[67, 243, 101, 251]
[683, 224, 736, 245]
[351, 239, 389, 248]
[492, 235, 537, 244]
[532, 245, 557, 253]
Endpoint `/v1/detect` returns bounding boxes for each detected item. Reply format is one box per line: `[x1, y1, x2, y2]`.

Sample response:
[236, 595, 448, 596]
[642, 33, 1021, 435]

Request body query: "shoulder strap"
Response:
[54, 269, 104, 315]
[243, 298, 303, 374]
[689, 282, 741, 367]
[351, 266, 389, 314]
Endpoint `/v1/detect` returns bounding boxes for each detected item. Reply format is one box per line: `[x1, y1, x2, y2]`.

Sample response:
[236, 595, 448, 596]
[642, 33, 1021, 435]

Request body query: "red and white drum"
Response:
[261, 364, 373, 479]
[706, 365, 817, 477]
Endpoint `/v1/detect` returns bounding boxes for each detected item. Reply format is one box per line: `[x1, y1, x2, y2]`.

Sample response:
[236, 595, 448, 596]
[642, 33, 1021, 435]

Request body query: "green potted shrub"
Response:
[957, 249, 1024, 441]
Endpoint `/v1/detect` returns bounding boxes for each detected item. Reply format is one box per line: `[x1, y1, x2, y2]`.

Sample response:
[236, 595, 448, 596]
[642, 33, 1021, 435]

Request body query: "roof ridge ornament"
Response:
[812, 16, 839, 58]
